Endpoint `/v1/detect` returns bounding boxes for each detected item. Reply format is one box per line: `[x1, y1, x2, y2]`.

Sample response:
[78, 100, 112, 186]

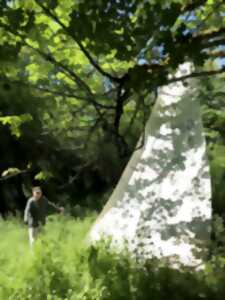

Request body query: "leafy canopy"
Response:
[0, 0, 224, 149]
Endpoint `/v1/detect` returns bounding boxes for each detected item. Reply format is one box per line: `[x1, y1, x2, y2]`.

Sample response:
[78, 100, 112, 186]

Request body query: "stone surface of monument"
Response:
[90, 63, 212, 266]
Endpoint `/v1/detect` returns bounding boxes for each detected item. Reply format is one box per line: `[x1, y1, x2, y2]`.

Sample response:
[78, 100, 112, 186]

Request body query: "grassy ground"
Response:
[0, 214, 95, 300]
[1, 214, 225, 300]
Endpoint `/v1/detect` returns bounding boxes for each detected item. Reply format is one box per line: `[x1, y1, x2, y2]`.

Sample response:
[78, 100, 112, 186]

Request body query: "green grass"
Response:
[0, 214, 95, 300]
[1, 214, 225, 300]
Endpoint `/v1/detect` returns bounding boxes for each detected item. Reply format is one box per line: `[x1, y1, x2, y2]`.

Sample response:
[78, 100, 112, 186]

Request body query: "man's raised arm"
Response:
[46, 198, 64, 214]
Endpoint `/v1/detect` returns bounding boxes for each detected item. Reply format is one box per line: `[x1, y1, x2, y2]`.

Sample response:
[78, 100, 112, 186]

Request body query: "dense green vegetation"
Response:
[0, 1, 225, 297]
[1, 214, 225, 300]
[0, 0, 225, 215]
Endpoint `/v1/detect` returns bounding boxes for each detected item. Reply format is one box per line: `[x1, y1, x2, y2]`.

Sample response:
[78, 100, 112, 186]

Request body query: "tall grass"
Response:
[1, 214, 225, 300]
[0, 214, 94, 300]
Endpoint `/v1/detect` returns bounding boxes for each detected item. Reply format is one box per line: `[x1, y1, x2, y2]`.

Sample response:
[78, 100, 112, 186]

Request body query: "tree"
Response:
[0, 0, 225, 213]
[199, 75, 225, 216]
[0, 0, 225, 154]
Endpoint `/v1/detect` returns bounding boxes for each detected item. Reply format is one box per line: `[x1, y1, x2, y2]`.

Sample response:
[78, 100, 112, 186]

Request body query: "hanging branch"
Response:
[182, 0, 207, 12]
[0, 20, 88, 92]
[0, 20, 116, 118]
[0, 169, 29, 181]
[168, 67, 225, 84]
[34, 0, 120, 83]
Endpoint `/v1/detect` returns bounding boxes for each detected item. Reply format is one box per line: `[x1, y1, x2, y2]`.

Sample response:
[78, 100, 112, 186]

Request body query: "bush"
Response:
[1, 214, 225, 300]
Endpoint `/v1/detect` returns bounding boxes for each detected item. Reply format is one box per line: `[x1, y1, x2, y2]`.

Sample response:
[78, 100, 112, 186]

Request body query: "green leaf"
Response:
[35, 170, 54, 180]
[0, 114, 33, 137]
[1, 167, 21, 177]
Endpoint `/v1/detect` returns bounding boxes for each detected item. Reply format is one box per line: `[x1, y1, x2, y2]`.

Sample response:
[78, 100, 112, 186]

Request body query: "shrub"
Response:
[1, 214, 225, 299]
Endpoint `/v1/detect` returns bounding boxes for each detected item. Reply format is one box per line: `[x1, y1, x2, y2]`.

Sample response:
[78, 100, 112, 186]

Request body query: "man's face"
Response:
[33, 190, 42, 200]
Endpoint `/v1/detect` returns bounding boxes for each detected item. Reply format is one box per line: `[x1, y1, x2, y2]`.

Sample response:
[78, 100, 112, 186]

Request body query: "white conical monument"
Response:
[90, 63, 212, 266]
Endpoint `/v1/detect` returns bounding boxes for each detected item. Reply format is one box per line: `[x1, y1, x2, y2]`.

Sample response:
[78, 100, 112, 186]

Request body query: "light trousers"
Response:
[28, 226, 39, 248]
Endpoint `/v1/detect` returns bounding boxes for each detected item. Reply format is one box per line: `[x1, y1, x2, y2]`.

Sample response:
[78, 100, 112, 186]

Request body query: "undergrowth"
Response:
[1, 214, 225, 300]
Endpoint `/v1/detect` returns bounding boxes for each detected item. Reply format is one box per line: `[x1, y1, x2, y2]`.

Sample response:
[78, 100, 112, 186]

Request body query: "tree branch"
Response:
[0, 19, 95, 96]
[207, 51, 225, 58]
[192, 0, 224, 33]
[203, 38, 225, 49]
[182, 0, 207, 12]
[0, 20, 115, 115]
[168, 67, 225, 84]
[2, 76, 116, 110]
[114, 84, 131, 134]
[0, 169, 29, 181]
[34, 0, 120, 83]
[193, 28, 225, 43]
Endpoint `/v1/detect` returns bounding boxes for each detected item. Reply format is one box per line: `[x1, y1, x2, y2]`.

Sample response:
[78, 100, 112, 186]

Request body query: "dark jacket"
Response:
[24, 196, 59, 227]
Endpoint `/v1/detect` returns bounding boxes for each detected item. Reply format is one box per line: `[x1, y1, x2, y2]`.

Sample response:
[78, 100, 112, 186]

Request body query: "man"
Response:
[24, 186, 64, 247]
